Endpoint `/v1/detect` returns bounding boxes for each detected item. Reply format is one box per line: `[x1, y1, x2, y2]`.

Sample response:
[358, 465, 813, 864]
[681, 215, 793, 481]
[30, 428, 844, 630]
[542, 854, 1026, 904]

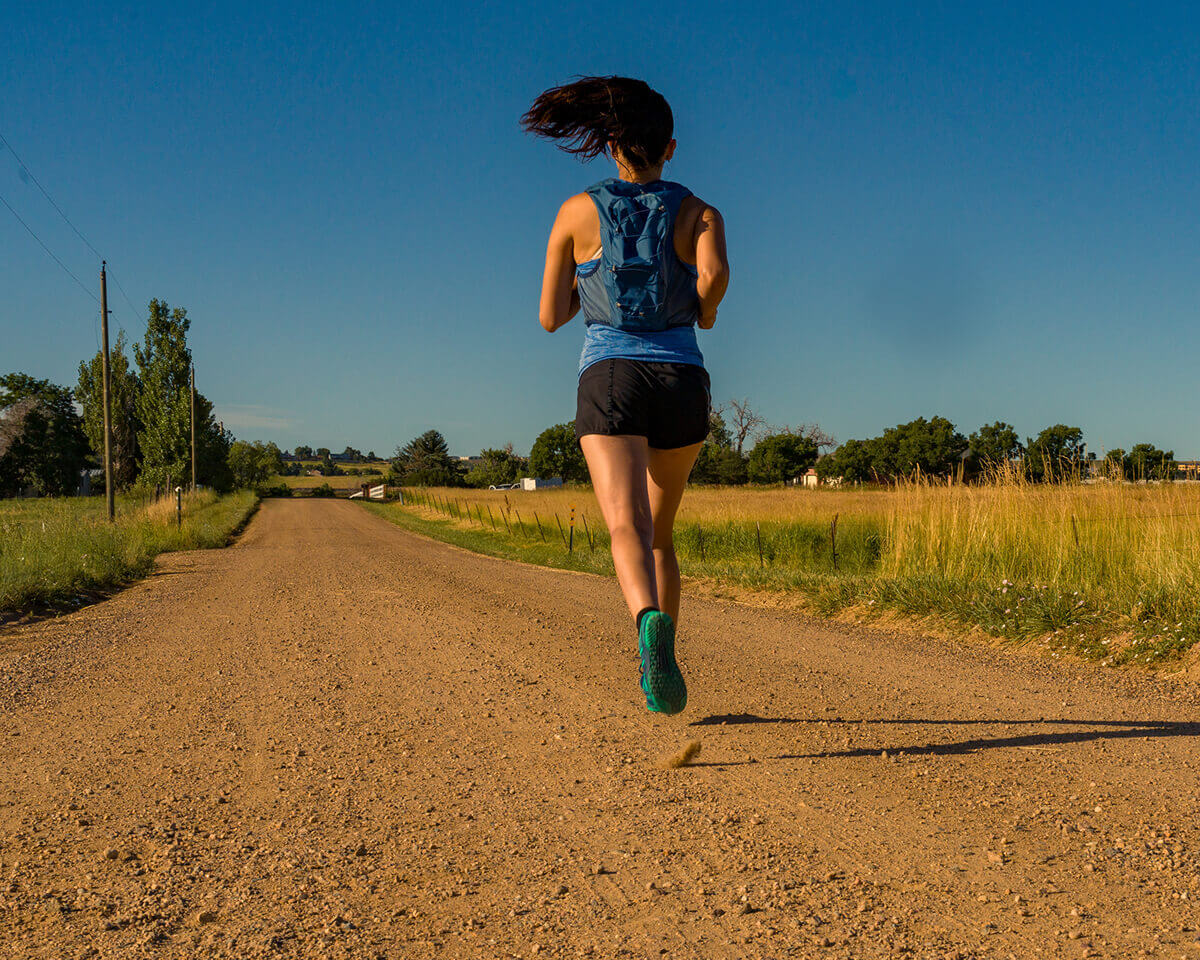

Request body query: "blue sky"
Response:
[3, 1, 1197, 457]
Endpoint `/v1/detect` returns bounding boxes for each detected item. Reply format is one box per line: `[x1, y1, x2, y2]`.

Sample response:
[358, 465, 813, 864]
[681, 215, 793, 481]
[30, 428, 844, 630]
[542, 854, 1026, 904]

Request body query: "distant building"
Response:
[1176, 460, 1200, 481]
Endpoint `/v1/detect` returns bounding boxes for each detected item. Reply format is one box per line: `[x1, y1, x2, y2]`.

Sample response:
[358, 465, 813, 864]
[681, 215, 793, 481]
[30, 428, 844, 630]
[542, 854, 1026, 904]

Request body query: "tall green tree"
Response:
[466, 446, 526, 488]
[816, 438, 875, 483]
[968, 421, 1024, 469]
[529, 422, 588, 482]
[747, 433, 819, 484]
[134, 299, 194, 488]
[1125, 443, 1175, 481]
[0, 374, 89, 496]
[870, 416, 967, 479]
[393, 430, 462, 486]
[227, 440, 283, 488]
[1025, 425, 1085, 482]
[77, 330, 141, 489]
[132, 299, 229, 490]
[691, 409, 748, 484]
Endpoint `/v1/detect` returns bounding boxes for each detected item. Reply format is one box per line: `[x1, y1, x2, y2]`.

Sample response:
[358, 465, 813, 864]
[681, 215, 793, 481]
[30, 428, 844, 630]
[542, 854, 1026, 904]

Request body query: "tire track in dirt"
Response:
[1, 498, 1199, 959]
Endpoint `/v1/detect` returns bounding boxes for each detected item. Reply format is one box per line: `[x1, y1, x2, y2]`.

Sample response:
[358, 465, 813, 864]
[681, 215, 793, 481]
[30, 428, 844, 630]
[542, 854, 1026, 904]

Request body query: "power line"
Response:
[0, 131, 103, 261]
[0, 189, 99, 305]
[0, 130, 145, 332]
[106, 267, 142, 333]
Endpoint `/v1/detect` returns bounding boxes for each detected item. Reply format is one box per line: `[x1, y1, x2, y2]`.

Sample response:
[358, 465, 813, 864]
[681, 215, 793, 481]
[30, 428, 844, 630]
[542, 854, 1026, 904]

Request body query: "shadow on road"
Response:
[689, 713, 1200, 759]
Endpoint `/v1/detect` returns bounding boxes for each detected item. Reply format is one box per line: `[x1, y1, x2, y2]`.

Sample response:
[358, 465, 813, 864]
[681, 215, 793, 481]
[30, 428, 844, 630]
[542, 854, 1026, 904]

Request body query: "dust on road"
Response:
[2, 499, 1198, 959]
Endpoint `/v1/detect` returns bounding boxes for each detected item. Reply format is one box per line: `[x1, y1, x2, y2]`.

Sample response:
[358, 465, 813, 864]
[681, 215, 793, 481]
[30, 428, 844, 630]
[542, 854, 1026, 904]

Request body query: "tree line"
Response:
[0, 299, 293, 497]
[817, 419, 1176, 483]
[386, 402, 1182, 490]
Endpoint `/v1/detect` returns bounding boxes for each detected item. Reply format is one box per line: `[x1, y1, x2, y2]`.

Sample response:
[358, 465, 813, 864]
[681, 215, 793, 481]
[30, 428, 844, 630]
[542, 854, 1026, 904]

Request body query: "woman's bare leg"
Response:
[579, 434, 658, 620]
[646, 443, 703, 623]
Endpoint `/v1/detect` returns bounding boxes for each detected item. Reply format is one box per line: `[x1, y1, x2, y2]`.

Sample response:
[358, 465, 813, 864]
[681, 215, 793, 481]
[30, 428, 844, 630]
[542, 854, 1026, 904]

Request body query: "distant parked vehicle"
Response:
[488, 483, 521, 491]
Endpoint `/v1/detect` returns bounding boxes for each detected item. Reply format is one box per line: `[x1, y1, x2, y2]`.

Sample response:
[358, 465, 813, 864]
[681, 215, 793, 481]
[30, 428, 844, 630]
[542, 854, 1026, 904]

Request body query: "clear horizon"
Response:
[3, 1, 1198, 459]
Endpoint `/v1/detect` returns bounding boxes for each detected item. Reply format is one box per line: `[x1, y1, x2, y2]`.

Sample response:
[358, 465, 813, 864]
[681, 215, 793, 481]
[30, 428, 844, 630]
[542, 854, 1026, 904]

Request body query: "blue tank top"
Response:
[576, 178, 704, 376]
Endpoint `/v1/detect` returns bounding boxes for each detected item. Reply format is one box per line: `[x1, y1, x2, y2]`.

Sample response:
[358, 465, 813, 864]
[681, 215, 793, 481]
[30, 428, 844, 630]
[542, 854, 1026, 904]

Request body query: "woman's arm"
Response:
[538, 197, 585, 332]
[693, 203, 729, 330]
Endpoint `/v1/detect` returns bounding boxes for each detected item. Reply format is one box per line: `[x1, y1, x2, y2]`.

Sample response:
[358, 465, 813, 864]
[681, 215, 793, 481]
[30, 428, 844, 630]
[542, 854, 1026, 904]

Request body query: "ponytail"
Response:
[521, 76, 674, 171]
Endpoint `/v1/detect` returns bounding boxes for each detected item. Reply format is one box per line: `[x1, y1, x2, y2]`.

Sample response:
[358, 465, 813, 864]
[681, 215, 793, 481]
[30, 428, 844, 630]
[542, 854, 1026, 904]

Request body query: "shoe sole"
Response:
[641, 617, 687, 715]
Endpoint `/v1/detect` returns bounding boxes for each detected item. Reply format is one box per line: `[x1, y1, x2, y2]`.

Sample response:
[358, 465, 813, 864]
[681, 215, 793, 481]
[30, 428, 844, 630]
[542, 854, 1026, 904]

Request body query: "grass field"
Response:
[0, 491, 258, 618]
[365, 480, 1200, 668]
[274, 462, 386, 492]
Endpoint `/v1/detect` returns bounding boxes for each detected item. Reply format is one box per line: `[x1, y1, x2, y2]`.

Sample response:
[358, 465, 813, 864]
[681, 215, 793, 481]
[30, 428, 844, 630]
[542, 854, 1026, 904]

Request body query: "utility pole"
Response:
[190, 365, 197, 491]
[100, 262, 114, 522]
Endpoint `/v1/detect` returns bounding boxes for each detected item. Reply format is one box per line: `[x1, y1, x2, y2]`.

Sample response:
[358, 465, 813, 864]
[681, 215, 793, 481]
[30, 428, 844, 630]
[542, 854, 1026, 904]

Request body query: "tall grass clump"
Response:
[880, 469, 1200, 661]
[0, 490, 258, 616]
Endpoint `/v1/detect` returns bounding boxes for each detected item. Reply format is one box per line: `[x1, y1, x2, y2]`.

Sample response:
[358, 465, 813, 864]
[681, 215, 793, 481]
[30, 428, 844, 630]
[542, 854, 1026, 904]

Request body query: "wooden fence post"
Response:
[514, 508, 525, 538]
[487, 504, 497, 530]
[831, 513, 839, 571]
[582, 514, 594, 551]
[1071, 514, 1080, 548]
[697, 522, 705, 561]
[554, 513, 567, 547]
[756, 521, 764, 569]
[533, 512, 547, 541]
[568, 505, 575, 554]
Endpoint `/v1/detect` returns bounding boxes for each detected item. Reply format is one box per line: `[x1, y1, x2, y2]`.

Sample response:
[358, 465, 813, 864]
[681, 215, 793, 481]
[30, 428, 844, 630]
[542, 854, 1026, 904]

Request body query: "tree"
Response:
[133, 299, 194, 488]
[316, 447, 331, 459]
[194, 392, 234, 491]
[77, 330, 141, 489]
[968, 421, 1024, 470]
[341, 446, 363, 461]
[294, 445, 314, 460]
[816, 438, 874, 483]
[691, 445, 748, 484]
[870, 416, 967, 479]
[0, 374, 89, 496]
[227, 440, 282, 488]
[393, 430, 462, 486]
[317, 453, 342, 477]
[690, 409, 748, 484]
[768, 422, 836, 452]
[529, 422, 588, 482]
[747, 433, 819, 484]
[466, 445, 526, 488]
[1125, 443, 1175, 481]
[728, 398, 766, 455]
[1025, 425, 1085, 482]
[132, 299, 229, 490]
[367, 450, 376, 461]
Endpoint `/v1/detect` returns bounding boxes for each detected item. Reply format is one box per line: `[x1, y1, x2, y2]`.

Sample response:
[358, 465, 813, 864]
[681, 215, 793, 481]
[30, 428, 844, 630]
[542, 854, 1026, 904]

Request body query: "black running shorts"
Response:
[575, 359, 711, 450]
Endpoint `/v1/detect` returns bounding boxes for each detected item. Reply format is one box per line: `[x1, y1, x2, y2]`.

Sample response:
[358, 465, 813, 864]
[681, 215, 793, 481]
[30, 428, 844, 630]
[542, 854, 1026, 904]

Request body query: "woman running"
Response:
[522, 76, 730, 716]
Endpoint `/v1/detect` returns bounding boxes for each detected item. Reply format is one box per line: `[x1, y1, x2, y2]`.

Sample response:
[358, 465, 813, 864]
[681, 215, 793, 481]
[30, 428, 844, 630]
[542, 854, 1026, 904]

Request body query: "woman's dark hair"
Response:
[521, 76, 674, 171]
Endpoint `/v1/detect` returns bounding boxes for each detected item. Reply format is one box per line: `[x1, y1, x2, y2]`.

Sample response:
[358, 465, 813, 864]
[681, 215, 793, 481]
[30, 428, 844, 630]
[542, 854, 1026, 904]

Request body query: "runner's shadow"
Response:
[689, 714, 1200, 759]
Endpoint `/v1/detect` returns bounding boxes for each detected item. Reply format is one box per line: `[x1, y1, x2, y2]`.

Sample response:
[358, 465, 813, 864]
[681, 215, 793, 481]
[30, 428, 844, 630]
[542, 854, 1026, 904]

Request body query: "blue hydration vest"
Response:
[576, 178, 704, 375]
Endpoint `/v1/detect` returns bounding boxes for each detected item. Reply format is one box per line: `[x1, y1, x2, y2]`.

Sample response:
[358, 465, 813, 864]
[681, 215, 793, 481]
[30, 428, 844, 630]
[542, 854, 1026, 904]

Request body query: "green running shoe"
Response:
[638, 611, 687, 715]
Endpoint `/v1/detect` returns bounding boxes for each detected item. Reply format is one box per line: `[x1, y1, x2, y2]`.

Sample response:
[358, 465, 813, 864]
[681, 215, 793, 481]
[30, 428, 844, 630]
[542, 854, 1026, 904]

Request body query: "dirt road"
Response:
[2, 499, 1199, 959]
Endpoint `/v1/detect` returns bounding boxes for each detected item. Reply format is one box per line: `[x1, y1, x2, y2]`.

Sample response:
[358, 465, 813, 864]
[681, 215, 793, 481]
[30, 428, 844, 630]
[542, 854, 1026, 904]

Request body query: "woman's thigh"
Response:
[646, 442, 703, 548]
[579, 434, 652, 531]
